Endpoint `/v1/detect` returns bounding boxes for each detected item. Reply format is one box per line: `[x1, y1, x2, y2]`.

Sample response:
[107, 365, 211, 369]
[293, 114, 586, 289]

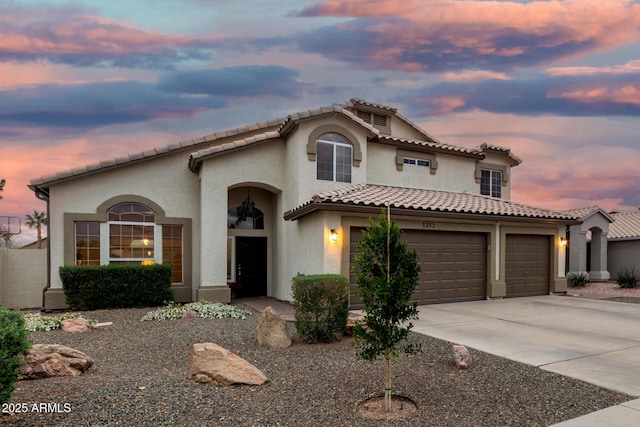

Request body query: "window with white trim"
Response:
[316, 133, 352, 183]
[403, 157, 430, 168]
[108, 203, 156, 264]
[480, 169, 502, 198]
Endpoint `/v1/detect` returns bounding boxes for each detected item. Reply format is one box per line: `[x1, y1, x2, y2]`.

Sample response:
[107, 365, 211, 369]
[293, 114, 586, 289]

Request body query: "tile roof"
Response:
[29, 97, 521, 190]
[30, 117, 284, 187]
[609, 210, 640, 240]
[562, 206, 614, 223]
[284, 184, 579, 221]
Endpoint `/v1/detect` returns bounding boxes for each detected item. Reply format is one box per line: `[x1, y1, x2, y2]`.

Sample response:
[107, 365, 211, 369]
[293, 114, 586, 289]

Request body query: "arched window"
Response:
[316, 133, 352, 183]
[108, 203, 156, 263]
[228, 205, 264, 229]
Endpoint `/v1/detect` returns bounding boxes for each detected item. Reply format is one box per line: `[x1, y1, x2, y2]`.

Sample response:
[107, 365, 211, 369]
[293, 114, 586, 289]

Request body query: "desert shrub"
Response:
[0, 304, 32, 404]
[615, 267, 639, 289]
[60, 264, 174, 310]
[566, 271, 590, 287]
[292, 274, 350, 343]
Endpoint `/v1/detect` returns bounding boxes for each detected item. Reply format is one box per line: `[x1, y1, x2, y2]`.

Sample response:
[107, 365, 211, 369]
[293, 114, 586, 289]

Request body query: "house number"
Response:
[422, 222, 436, 229]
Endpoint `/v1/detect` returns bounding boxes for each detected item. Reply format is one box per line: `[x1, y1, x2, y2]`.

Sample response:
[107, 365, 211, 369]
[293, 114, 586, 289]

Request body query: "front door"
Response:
[235, 237, 267, 297]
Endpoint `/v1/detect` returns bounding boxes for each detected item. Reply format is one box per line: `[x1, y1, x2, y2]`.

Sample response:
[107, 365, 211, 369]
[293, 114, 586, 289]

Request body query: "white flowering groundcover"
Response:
[141, 300, 251, 321]
[23, 312, 86, 332]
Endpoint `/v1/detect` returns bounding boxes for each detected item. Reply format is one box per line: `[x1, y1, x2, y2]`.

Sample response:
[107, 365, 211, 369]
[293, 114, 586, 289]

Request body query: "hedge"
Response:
[59, 264, 174, 310]
[292, 274, 349, 342]
[0, 303, 32, 404]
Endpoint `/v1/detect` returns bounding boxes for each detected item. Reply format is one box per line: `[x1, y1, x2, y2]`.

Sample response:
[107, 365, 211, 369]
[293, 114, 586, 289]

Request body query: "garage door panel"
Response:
[350, 227, 487, 306]
[505, 234, 550, 297]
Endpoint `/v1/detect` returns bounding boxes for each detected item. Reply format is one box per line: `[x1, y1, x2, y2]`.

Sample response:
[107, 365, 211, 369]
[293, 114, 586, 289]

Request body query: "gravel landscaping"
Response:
[4, 301, 634, 427]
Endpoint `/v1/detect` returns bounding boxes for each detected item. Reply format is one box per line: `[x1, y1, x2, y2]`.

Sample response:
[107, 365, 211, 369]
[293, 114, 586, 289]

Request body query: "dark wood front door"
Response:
[235, 237, 267, 297]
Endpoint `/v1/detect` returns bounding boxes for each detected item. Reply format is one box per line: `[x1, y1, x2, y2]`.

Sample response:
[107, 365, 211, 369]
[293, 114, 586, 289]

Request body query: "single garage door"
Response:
[505, 234, 550, 297]
[350, 228, 487, 306]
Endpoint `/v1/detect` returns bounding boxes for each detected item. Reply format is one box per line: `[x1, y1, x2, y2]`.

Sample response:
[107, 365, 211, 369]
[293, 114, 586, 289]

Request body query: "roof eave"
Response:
[285, 200, 580, 224]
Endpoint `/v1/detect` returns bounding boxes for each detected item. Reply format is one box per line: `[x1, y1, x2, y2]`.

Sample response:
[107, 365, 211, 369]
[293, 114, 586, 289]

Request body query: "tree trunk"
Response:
[37, 227, 42, 249]
[385, 347, 392, 411]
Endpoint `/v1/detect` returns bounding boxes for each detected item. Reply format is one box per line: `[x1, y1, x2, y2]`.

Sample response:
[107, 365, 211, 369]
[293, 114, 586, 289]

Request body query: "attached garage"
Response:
[505, 234, 550, 297]
[350, 227, 487, 306]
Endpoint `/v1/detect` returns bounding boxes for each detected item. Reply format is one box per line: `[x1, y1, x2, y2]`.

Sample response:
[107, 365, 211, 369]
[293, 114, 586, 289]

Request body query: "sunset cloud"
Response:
[292, 0, 640, 72]
[0, 5, 215, 69]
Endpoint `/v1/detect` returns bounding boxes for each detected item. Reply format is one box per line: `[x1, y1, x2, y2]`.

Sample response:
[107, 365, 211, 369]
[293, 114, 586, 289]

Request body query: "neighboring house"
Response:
[564, 206, 614, 281]
[563, 207, 640, 281]
[607, 209, 640, 276]
[29, 98, 579, 310]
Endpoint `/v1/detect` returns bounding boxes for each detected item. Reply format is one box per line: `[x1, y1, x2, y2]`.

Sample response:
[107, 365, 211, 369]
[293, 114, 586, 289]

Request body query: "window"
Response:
[403, 157, 430, 168]
[108, 203, 155, 264]
[316, 133, 352, 183]
[481, 169, 502, 198]
[162, 225, 183, 283]
[75, 222, 100, 265]
[227, 206, 264, 229]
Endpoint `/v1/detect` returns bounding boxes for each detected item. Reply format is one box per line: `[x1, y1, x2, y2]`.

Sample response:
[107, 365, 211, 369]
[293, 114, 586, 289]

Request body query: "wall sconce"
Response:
[330, 229, 338, 243]
[560, 237, 567, 247]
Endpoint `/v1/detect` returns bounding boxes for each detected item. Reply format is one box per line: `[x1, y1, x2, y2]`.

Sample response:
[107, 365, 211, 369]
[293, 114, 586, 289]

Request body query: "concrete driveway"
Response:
[412, 295, 640, 425]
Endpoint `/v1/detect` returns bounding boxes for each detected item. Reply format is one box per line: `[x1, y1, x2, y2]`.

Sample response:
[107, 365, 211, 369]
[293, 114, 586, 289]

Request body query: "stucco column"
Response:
[197, 171, 231, 302]
[589, 230, 610, 281]
[568, 227, 588, 273]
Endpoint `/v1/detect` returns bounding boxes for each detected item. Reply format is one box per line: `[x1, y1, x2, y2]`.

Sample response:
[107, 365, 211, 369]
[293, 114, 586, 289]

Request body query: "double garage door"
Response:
[350, 228, 550, 307]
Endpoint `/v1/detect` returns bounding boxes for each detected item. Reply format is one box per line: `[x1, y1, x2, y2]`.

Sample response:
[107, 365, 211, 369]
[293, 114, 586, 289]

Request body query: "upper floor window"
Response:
[316, 133, 352, 183]
[403, 157, 430, 168]
[480, 169, 502, 198]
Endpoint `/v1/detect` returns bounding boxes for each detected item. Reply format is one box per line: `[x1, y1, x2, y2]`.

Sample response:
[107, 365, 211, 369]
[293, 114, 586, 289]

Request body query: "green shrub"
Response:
[292, 274, 350, 343]
[615, 267, 639, 289]
[0, 304, 32, 404]
[567, 271, 590, 287]
[60, 264, 174, 310]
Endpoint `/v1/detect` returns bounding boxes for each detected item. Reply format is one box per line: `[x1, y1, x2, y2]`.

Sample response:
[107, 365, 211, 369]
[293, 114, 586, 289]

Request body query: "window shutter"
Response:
[356, 110, 371, 123]
[373, 113, 387, 126]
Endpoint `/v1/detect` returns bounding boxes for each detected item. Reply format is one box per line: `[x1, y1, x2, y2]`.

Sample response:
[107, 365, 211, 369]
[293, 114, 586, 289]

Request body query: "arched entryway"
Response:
[227, 184, 278, 298]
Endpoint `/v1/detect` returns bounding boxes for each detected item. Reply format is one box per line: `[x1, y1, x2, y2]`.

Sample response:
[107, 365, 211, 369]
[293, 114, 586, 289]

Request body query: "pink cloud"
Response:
[298, 0, 640, 72]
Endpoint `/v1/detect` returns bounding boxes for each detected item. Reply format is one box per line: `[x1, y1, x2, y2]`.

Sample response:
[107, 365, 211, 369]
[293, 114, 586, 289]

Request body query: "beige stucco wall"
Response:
[47, 150, 201, 290]
[0, 248, 47, 309]
[608, 240, 640, 275]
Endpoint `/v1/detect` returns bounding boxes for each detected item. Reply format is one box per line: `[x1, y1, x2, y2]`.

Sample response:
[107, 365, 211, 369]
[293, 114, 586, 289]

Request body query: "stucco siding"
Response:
[608, 240, 640, 275]
[47, 150, 201, 289]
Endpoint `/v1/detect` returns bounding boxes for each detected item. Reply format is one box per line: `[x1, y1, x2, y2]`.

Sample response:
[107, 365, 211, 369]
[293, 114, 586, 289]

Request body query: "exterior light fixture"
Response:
[560, 237, 567, 246]
[330, 229, 338, 242]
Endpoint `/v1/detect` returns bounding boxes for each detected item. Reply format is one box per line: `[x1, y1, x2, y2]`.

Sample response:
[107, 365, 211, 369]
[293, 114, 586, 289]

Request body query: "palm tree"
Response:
[0, 178, 5, 200]
[25, 210, 47, 249]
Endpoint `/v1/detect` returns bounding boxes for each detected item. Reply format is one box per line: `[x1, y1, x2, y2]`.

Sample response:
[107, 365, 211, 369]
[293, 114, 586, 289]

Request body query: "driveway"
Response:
[412, 295, 640, 396]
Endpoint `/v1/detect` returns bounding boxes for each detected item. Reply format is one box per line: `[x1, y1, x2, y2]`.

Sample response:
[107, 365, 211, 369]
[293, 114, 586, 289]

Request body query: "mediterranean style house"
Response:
[29, 98, 579, 310]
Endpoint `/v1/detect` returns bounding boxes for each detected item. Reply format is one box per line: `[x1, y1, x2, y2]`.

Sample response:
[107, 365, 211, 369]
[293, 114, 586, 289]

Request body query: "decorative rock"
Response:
[453, 345, 472, 370]
[182, 310, 199, 319]
[61, 317, 91, 333]
[345, 315, 365, 336]
[21, 344, 93, 380]
[255, 306, 292, 348]
[189, 343, 268, 386]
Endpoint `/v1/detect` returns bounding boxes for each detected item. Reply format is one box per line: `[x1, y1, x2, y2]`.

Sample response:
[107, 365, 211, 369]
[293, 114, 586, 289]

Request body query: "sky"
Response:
[1, 0, 639, 245]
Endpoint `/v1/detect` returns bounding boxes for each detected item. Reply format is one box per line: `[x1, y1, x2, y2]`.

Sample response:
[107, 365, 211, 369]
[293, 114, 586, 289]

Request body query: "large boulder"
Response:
[61, 317, 91, 333]
[255, 306, 292, 348]
[21, 344, 93, 379]
[189, 343, 268, 386]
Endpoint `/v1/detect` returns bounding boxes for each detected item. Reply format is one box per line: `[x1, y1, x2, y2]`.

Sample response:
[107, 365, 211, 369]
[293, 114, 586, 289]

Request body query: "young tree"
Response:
[25, 210, 47, 248]
[353, 209, 421, 412]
